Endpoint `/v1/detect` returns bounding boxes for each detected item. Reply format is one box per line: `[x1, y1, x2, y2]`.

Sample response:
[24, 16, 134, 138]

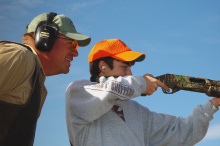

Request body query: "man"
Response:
[0, 12, 91, 146]
[65, 39, 219, 146]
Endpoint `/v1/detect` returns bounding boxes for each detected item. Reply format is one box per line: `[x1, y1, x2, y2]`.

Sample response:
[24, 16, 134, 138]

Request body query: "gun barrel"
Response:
[156, 74, 220, 97]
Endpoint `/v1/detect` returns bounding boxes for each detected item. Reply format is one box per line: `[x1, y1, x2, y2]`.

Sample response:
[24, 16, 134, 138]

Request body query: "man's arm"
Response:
[66, 76, 147, 123]
[143, 100, 218, 145]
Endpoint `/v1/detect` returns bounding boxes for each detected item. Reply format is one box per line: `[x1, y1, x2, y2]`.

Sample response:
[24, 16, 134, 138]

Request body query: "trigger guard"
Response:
[162, 88, 180, 94]
[162, 88, 173, 94]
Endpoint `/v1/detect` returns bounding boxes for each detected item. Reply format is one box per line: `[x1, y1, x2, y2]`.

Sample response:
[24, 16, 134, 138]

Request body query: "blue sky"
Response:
[1, 0, 220, 145]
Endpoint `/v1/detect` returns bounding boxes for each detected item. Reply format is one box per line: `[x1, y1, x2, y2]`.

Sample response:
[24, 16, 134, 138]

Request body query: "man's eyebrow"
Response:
[121, 61, 134, 66]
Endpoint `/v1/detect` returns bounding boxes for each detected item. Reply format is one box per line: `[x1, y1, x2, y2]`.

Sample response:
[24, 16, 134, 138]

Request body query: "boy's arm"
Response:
[65, 76, 146, 124]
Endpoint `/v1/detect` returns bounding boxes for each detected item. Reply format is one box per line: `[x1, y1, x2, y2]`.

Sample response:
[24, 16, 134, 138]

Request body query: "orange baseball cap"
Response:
[88, 39, 146, 63]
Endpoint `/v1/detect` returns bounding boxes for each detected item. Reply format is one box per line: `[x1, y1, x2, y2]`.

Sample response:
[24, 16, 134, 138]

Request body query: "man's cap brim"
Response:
[112, 51, 146, 62]
[64, 32, 91, 47]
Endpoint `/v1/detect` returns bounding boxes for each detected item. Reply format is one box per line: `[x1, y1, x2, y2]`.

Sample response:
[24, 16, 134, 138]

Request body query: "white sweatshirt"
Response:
[65, 76, 218, 146]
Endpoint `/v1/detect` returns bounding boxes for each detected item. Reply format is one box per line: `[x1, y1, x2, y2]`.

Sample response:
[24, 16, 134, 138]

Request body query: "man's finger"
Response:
[157, 80, 170, 92]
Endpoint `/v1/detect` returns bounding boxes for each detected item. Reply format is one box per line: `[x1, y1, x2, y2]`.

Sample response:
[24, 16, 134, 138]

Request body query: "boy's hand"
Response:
[143, 74, 170, 95]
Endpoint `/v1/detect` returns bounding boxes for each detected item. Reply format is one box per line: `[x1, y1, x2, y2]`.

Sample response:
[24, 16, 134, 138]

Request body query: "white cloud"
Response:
[203, 124, 220, 140]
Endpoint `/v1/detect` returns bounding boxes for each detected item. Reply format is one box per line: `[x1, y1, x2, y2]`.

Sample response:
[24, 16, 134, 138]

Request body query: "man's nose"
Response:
[126, 68, 132, 76]
[71, 50, 78, 57]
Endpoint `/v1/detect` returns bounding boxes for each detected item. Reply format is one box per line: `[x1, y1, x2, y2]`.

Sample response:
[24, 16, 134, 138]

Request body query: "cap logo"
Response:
[70, 21, 75, 29]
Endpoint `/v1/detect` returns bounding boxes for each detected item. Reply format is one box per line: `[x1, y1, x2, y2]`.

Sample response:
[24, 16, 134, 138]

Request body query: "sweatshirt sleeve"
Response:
[65, 76, 146, 124]
[144, 100, 219, 146]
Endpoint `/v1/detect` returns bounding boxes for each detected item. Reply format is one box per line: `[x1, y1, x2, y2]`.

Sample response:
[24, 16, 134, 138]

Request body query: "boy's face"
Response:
[104, 59, 133, 77]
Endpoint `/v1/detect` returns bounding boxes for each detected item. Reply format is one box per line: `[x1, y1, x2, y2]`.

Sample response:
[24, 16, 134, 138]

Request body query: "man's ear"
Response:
[99, 61, 107, 74]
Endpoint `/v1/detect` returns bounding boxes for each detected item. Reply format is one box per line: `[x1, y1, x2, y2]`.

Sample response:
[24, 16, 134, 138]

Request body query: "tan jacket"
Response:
[0, 41, 47, 115]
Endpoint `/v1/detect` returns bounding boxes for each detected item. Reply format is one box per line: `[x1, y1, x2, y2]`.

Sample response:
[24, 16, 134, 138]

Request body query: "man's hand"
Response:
[142, 74, 170, 95]
[211, 97, 220, 108]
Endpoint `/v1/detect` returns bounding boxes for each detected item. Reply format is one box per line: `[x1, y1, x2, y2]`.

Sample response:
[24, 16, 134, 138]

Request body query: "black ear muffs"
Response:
[34, 12, 59, 52]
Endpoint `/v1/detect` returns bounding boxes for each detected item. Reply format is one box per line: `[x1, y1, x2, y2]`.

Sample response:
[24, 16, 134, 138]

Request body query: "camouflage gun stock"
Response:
[155, 74, 220, 97]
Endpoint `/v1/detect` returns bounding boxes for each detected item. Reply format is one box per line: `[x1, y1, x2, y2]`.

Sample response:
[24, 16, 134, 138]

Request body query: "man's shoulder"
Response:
[0, 41, 36, 70]
[1, 40, 34, 56]
[0, 41, 32, 52]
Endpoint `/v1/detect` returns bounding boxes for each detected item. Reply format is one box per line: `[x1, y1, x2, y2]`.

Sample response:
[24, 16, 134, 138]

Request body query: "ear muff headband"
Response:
[34, 12, 59, 52]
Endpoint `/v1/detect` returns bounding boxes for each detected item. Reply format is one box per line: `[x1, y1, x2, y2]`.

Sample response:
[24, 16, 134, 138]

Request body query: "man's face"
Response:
[104, 60, 133, 77]
[47, 34, 79, 75]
